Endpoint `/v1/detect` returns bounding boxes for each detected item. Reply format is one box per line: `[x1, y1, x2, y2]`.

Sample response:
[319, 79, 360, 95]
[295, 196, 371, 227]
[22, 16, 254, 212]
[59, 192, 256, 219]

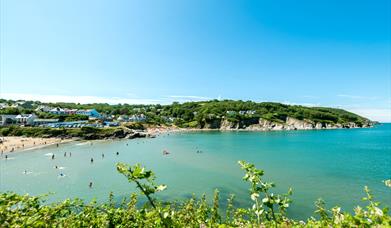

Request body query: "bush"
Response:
[0, 162, 389, 227]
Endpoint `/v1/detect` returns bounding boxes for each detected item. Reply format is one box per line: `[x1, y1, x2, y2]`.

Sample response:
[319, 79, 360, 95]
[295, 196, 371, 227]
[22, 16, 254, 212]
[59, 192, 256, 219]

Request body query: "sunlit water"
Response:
[1, 124, 390, 219]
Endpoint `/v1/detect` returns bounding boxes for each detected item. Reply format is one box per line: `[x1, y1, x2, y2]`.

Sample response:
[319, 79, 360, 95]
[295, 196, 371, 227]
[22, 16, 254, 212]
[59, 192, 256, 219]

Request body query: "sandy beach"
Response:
[0, 136, 75, 154]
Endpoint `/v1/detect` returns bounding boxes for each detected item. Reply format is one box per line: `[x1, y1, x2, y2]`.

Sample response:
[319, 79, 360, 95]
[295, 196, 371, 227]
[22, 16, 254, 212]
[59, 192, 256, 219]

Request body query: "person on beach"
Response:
[89, 182, 93, 188]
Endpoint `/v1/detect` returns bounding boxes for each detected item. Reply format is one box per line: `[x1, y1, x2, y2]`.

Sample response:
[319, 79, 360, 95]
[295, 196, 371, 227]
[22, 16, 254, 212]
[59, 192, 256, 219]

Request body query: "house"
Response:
[64, 109, 78, 115]
[0, 115, 17, 126]
[239, 110, 256, 115]
[76, 109, 101, 118]
[49, 107, 66, 115]
[129, 114, 147, 122]
[226, 111, 236, 115]
[35, 105, 52, 112]
[15, 114, 37, 125]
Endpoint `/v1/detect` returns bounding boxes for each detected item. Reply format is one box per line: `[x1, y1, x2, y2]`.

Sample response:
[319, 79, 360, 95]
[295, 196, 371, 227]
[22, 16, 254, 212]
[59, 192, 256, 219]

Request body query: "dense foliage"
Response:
[0, 126, 128, 139]
[1, 162, 389, 227]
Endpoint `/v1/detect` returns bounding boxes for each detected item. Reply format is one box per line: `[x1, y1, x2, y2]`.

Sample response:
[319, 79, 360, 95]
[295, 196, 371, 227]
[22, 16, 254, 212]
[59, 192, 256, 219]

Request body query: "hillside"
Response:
[0, 99, 372, 130]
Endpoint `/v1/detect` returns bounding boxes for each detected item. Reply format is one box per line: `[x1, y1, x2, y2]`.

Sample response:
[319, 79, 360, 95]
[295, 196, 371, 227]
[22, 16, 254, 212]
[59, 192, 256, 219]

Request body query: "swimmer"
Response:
[89, 182, 93, 188]
[116, 152, 119, 155]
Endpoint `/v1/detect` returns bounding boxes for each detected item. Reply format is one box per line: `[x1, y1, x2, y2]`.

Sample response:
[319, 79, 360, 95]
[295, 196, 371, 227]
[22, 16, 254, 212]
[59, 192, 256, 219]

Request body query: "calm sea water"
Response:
[1, 124, 390, 219]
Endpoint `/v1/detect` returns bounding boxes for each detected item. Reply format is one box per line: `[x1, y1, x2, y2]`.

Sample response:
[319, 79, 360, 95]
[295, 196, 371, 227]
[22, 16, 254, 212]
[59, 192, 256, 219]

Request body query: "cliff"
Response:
[203, 117, 372, 131]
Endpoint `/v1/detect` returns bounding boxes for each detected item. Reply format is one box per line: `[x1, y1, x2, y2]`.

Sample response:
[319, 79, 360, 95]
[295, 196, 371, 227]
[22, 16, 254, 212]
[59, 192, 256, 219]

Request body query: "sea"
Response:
[1, 124, 390, 219]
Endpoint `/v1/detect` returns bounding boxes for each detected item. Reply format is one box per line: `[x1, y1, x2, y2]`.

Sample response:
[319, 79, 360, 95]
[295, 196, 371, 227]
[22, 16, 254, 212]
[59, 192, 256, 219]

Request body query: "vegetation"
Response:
[1, 99, 371, 128]
[1, 162, 389, 227]
[0, 126, 135, 140]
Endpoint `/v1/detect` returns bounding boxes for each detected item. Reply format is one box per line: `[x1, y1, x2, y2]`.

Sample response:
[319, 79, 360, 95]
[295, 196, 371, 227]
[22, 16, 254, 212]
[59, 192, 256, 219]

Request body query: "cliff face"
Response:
[201, 117, 372, 131]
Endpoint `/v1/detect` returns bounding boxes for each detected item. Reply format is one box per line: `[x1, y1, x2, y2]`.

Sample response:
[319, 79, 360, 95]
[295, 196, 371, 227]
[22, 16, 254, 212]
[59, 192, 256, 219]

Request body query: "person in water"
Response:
[69, 152, 72, 157]
[89, 182, 93, 188]
[51, 154, 55, 160]
[5, 155, 8, 159]
[102, 153, 104, 158]
[64, 152, 67, 157]
[116, 152, 119, 155]
[90, 158, 94, 163]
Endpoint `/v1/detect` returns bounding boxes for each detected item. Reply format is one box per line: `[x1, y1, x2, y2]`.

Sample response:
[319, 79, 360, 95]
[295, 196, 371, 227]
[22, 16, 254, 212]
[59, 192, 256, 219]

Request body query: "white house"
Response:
[15, 114, 37, 125]
[35, 105, 52, 112]
[129, 114, 147, 122]
[49, 107, 66, 115]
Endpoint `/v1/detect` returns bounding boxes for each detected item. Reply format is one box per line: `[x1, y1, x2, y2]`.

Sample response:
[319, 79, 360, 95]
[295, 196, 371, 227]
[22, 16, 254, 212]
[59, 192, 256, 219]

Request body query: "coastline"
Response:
[0, 136, 76, 154]
[0, 124, 375, 155]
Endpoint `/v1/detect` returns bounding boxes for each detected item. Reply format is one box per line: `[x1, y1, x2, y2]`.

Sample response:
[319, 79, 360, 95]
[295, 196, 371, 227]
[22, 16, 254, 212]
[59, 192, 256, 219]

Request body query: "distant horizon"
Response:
[1, 1, 390, 122]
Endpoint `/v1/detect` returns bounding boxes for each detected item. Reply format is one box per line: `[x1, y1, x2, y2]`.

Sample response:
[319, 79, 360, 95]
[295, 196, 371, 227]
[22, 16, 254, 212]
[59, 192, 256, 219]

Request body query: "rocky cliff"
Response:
[201, 117, 372, 131]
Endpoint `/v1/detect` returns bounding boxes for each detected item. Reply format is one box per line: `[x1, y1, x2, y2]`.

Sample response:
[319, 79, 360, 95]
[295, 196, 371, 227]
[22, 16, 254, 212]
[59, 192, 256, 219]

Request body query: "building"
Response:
[76, 109, 101, 118]
[33, 119, 59, 126]
[35, 105, 52, 112]
[129, 114, 147, 122]
[15, 114, 37, 125]
[0, 115, 17, 126]
[49, 107, 66, 115]
[64, 109, 78, 115]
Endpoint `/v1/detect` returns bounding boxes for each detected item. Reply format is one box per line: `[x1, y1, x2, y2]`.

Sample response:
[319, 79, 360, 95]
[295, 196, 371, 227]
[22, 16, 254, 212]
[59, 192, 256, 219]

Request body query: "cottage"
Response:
[129, 114, 147, 122]
[49, 107, 65, 115]
[15, 114, 37, 125]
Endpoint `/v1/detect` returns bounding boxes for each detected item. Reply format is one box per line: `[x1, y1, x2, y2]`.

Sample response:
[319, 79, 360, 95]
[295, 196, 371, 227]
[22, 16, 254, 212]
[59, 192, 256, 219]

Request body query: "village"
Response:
[0, 103, 148, 128]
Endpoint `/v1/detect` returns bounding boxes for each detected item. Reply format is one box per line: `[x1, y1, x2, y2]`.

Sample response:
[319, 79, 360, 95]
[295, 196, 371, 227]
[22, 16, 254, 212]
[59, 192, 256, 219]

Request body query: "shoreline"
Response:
[0, 136, 77, 154]
[0, 124, 375, 155]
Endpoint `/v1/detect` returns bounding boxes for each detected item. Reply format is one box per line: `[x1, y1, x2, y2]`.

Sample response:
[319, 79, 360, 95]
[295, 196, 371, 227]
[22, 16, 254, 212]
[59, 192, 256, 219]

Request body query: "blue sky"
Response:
[1, 0, 390, 121]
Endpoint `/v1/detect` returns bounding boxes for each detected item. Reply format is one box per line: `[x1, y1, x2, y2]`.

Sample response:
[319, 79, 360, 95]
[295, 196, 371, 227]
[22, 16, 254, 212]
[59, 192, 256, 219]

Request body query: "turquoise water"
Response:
[1, 124, 390, 219]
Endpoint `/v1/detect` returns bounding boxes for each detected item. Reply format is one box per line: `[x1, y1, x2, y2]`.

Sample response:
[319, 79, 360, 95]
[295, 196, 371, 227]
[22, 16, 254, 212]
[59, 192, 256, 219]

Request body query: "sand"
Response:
[0, 136, 74, 154]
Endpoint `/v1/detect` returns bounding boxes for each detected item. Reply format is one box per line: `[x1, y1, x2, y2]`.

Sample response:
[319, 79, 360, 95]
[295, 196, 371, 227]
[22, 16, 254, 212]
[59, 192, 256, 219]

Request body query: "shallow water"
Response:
[1, 124, 390, 219]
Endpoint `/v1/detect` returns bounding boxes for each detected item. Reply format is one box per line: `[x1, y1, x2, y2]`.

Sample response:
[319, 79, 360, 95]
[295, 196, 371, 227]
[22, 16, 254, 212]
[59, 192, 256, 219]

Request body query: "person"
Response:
[55, 165, 58, 169]
[91, 158, 94, 163]
[24, 170, 27, 174]
[59, 173, 64, 177]
[56, 143, 59, 147]
[116, 152, 119, 155]
[89, 182, 93, 188]
[5, 155, 8, 159]
[163, 150, 170, 155]
[69, 152, 72, 157]
[126, 143, 128, 146]
[102, 153, 104, 158]
[52, 154, 55, 160]
[64, 152, 67, 157]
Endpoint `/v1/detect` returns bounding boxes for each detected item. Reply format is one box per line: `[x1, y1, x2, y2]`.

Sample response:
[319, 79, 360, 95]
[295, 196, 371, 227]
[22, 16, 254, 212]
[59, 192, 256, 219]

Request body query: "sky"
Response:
[0, 0, 390, 121]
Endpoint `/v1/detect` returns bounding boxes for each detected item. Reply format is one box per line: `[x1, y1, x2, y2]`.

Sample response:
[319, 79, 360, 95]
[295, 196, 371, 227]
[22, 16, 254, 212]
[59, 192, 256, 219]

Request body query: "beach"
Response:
[0, 136, 74, 154]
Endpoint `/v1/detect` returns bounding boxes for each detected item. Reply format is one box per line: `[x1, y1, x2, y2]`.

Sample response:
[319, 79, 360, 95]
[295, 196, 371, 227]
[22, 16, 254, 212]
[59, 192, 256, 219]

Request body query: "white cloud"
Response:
[344, 108, 391, 123]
